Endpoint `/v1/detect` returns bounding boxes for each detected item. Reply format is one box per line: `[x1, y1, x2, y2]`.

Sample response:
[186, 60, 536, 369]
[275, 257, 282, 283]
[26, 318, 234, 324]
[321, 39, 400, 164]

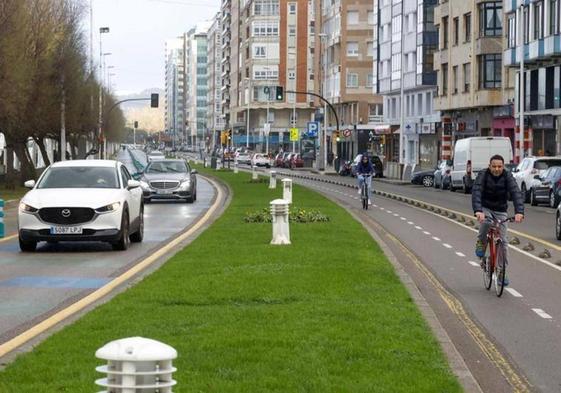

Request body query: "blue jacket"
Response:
[356, 159, 374, 175]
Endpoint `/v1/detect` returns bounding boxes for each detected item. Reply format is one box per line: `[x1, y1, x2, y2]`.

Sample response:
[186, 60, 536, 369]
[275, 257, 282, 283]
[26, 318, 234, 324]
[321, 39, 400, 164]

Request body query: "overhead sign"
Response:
[290, 128, 299, 142]
[307, 121, 319, 138]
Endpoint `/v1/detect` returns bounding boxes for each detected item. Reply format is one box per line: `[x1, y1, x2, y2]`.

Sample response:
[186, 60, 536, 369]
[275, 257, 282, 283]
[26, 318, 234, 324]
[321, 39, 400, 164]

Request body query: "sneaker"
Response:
[503, 275, 510, 286]
[357, 188, 361, 195]
[475, 239, 485, 258]
[368, 199, 372, 205]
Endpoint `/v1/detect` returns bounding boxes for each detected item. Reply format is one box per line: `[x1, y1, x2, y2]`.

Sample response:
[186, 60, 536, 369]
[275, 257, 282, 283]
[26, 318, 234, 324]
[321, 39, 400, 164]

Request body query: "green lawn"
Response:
[0, 185, 28, 202]
[0, 169, 461, 392]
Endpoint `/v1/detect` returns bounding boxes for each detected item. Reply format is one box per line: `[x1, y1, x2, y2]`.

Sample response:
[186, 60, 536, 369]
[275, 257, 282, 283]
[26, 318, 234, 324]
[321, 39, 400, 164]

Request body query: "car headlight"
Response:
[19, 202, 38, 214]
[96, 202, 121, 213]
[180, 179, 191, 190]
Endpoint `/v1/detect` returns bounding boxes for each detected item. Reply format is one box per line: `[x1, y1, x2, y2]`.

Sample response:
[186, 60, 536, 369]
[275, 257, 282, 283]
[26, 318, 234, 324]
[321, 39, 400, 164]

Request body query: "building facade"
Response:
[373, 0, 440, 168]
[504, 0, 561, 157]
[164, 38, 185, 144]
[207, 13, 224, 151]
[434, 0, 515, 161]
[220, 0, 232, 137]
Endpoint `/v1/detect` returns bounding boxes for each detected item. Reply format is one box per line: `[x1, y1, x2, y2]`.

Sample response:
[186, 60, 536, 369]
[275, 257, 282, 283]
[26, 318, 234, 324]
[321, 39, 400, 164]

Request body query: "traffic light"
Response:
[334, 131, 341, 142]
[150, 93, 159, 108]
[227, 130, 232, 140]
[381, 135, 386, 145]
[275, 86, 284, 101]
[134, 121, 138, 129]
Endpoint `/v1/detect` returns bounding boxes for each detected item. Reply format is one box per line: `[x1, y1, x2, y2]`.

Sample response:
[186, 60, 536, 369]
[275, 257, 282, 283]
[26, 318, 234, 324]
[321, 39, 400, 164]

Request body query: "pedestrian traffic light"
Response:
[275, 86, 284, 101]
[150, 93, 159, 108]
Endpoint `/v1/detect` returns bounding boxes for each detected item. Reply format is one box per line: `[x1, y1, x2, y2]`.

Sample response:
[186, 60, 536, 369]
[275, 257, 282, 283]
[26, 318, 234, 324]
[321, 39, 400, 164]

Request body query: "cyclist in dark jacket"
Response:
[472, 154, 524, 285]
[356, 154, 374, 204]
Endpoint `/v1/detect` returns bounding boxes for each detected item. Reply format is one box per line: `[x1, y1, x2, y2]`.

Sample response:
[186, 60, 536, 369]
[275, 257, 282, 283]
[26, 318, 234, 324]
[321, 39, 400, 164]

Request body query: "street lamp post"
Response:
[318, 33, 328, 171]
[98, 27, 110, 159]
[244, 77, 250, 148]
[518, 5, 525, 161]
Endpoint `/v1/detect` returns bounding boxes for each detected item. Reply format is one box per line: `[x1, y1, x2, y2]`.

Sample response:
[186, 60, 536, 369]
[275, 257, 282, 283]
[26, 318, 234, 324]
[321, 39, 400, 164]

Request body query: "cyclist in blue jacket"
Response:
[356, 154, 374, 205]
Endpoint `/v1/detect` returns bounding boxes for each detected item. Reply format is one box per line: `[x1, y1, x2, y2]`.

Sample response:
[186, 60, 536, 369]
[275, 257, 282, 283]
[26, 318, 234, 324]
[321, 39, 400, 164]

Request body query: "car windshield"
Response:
[535, 160, 561, 170]
[145, 161, 188, 174]
[38, 166, 118, 189]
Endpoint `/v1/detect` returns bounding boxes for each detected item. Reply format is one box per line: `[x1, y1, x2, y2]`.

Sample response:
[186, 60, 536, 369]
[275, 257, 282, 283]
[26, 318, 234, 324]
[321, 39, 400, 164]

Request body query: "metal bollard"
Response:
[270, 199, 291, 245]
[252, 166, 258, 180]
[269, 171, 277, 189]
[0, 199, 4, 238]
[281, 178, 292, 204]
[95, 337, 178, 393]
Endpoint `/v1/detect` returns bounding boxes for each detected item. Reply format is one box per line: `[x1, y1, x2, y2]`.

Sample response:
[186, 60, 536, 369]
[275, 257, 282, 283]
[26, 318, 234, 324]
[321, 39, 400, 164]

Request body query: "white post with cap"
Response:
[282, 178, 292, 204]
[269, 171, 277, 189]
[252, 165, 258, 180]
[270, 199, 290, 245]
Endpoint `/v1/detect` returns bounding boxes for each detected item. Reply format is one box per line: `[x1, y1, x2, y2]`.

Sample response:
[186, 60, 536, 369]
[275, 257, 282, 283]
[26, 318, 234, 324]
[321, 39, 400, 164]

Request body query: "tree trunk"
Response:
[13, 142, 36, 182]
[33, 135, 51, 167]
[5, 145, 16, 190]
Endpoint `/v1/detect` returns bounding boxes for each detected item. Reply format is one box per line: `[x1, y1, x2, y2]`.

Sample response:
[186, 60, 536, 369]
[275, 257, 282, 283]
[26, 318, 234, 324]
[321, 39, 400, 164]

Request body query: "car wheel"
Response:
[193, 187, 197, 201]
[130, 206, 144, 243]
[186, 194, 194, 203]
[422, 175, 433, 187]
[19, 237, 37, 252]
[521, 183, 529, 203]
[550, 191, 558, 209]
[112, 210, 130, 251]
[556, 212, 561, 240]
[530, 189, 538, 206]
[144, 198, 151, 204]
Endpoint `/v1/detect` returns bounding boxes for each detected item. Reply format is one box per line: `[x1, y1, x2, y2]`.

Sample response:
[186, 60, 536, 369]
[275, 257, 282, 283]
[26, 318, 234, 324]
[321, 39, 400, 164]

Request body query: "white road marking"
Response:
[386, 210, 393, 213]
[443, 243, 452, 249]
[372, 204, 378, 208]
[423, 231, 431, 235]
[455, 252, 466, 257]
[393, 213, 400, 217]
[468, 261, 480, 267]
[415, 226, 423, 230]
[532, 308, 552, 319]
[407, 221, 414, 225]
[400, 217, 407, 221]
[432, 236, 441, 241]
[505, 288, 523, 298]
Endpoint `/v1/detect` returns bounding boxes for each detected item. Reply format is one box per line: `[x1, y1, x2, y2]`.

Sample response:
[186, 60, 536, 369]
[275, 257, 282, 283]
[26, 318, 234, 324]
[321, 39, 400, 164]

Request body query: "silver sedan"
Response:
[138, 159, 197, 203]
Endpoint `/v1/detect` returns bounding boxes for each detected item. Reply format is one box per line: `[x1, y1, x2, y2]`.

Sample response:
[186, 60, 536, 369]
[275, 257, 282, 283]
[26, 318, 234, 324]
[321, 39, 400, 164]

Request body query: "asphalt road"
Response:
[0, 150, 215, 345]
[274, 171, 561, 393]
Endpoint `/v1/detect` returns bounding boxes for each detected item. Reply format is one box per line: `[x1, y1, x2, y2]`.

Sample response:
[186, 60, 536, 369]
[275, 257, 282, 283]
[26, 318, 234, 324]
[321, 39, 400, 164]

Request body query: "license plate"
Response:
[156, 189, 172, 195]
[50, 226, 83, 235]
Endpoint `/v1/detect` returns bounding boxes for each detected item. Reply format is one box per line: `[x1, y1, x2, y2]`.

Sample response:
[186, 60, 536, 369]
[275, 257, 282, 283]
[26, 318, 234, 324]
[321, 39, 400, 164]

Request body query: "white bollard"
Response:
[95, 337, 178, 393]
[234, 159, 239, 173]
[252, 166, 258, 180]
[269, 171, 277, 189]
[270, 199, 291, 245]
[282, 178, 292, 204]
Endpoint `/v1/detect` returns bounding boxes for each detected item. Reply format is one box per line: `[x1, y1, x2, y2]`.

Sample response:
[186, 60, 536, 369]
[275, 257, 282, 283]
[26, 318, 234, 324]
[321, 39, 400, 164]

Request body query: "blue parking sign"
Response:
[307, 122, 319, 138]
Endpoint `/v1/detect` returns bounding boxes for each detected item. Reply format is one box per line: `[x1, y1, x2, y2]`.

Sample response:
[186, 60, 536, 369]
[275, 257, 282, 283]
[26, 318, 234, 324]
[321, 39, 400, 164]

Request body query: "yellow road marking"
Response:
[0, 177, 224, 358]
[0, 234, 17, 243]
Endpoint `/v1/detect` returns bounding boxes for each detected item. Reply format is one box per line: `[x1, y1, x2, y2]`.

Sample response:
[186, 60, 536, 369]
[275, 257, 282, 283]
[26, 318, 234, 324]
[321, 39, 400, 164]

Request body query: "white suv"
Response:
[513, 157, 561, 202]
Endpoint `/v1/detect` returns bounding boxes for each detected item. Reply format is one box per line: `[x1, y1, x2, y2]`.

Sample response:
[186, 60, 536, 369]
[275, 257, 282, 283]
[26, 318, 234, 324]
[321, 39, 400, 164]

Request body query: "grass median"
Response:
[0, 169, 461, 392]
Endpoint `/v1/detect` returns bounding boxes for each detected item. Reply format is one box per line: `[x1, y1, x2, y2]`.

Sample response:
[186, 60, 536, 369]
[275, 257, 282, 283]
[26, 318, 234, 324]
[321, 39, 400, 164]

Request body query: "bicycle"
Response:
[359, 174, 372, 210]
[481, 215, 514, 297]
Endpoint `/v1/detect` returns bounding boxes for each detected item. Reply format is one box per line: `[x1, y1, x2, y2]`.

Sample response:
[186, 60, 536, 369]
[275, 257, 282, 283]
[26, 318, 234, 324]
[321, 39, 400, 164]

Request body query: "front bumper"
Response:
[19, 228, 121, 242]
[143, 190, 192, 200]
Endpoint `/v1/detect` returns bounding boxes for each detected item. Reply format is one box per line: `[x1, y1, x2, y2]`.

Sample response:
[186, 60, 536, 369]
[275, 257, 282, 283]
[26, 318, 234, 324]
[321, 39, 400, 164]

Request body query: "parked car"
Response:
[138, 159, 197, 203]
[251, 153, 271, 168]
[350, 154, 384, 177]
[411, 169, 435, 187]
[147, 150, 165, 162]
[513, 156, 561, 202]
[530, 166, 561, 207]
[18, 160, 144, 252]
[434, 159, 453, 190]
[449, 137, 513, 193]
[289, 153, 304, 169]
[283, 153, 296, 168]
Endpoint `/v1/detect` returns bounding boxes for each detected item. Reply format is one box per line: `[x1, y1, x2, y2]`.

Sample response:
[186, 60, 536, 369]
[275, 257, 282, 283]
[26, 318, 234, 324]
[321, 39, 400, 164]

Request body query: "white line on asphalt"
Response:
[386, 210, 393, 213]
[468, 261, 480, 267]
[432, 236, 441, 241]
[443, 243, 453, 249]
[423, 231, 431, 235]
[505, 288, 523, 298]
[393, 213, 400, 217]
[415, 226, 423, 230]
[400, 217, 407, 221]
[456, 252, 466, 257]
[407, 221, 414, 225]
[372, 204, 378, 207]
[532, 308, 553, 319]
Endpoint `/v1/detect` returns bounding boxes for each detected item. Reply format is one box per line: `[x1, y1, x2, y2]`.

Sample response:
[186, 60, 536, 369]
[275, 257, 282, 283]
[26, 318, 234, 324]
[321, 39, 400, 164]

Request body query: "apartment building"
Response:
[220, 0, 232, 135]
[373, 0, 439, 167]
[164, 38, 185, 143]
[314, 0, 382, 163]
[504, 0, 561, 157]
[184, 22, 212, 149]
[434, 0, 515, 161]
[229, 0, 316, 153]
[207, 13, 224, 150]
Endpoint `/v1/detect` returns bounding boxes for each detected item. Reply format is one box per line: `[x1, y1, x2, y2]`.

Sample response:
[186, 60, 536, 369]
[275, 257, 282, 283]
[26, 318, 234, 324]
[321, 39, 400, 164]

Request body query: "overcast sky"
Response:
[88, 0, 221, 95]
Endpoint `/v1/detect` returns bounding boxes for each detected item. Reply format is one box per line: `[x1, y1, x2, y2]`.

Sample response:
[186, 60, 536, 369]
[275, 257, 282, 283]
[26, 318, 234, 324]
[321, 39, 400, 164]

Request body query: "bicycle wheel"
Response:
[361, 184, 368, 210]
[494, 241, 507, 297]
[482, 240, 493, 290]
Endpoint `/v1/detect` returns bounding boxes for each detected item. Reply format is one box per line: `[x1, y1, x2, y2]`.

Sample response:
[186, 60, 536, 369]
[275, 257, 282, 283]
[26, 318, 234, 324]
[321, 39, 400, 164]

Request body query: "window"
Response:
[479, 2, 502, 37]
[479, 54, 501, 89]
[289, 25, 296, 36]
[453, 17, 459, 45]
[463, 63, 471, 92]
[368, 11, 374, 25]
[442, 16, 449, 48]
[551, 0, 560, 35]
[254, 0, 280, 16]
[346, 72, 358, 87]
[534, 1, 544, 39]
[464, 13, 471, 42]
[367, 73, 374, 87]
[288, 3, 296, 14]
[347, 41, 359, 56]
[507, 15, 516, 48]
[288, 71, 295, 79]
[442, 63, 448, 95]
[253, 45, 266, 58]
[366, 41, 373, 57]
[252, 21, 279, 36]
[347, 11, 359, 25]
[452, 65, 458, 93]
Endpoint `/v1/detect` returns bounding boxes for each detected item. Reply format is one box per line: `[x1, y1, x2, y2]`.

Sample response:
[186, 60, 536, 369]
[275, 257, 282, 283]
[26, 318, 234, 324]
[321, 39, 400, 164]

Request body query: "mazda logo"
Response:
[61, 209, 71, 218]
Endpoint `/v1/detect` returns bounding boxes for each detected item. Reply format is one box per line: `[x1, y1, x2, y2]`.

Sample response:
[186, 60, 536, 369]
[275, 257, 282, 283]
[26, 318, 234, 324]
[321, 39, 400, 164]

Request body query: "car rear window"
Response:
[38, 167, 119, 189]
[535, 160, 561, 170]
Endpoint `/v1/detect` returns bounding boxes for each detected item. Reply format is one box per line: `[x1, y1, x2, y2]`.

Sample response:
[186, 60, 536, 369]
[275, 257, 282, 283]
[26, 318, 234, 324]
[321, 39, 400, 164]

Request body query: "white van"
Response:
[450, 137, 513, 193]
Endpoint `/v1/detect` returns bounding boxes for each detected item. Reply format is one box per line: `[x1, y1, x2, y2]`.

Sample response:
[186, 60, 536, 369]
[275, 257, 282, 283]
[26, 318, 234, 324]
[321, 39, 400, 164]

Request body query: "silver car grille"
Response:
[150, 180, 180, 189]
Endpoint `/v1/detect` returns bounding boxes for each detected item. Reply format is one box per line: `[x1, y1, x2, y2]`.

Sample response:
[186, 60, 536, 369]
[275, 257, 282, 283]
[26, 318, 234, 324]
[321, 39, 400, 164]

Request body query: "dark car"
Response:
[351, 154, 384, 177]
[411, 169, 435, 187]
[531, 166, 561, 207]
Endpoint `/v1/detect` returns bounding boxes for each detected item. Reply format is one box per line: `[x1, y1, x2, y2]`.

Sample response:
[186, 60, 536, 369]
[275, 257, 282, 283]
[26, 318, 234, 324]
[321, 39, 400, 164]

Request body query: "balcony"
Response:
[503, 34, 561, 67]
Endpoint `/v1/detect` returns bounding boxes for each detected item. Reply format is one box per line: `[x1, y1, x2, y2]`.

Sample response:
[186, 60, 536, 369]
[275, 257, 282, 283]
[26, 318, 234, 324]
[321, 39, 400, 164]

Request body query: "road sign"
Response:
[290, 128, 299, 142]
[307, 121, 319, 138]
[343, 129, 351, 138]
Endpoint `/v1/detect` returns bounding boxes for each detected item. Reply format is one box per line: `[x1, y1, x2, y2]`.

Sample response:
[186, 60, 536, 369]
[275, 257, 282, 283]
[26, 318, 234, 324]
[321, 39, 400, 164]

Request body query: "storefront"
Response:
[492, 105, 515, 153]
[530, 115, 556, 156]
[418, 122, 440, 169]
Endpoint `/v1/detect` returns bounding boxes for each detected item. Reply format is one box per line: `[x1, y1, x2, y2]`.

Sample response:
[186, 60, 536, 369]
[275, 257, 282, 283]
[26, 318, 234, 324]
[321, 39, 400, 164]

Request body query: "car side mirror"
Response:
[191, 169, 198, 175]
[127, 180, 140, 189]
[24, 180, 36, 188]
